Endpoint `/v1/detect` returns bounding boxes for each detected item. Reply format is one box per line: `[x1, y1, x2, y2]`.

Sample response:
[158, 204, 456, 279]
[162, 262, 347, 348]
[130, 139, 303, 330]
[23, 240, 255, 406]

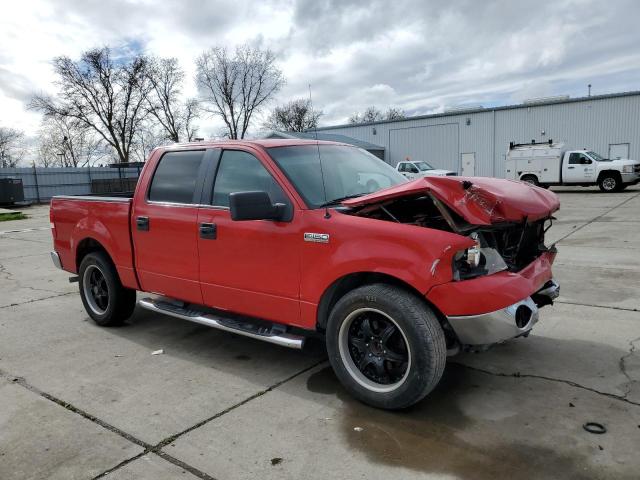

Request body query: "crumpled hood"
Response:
[343, 176, 560, 224]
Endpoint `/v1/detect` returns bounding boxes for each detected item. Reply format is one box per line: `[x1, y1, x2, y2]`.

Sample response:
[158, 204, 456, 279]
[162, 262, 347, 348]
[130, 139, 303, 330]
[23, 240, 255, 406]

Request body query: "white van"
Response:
[505, 140, 640, 192]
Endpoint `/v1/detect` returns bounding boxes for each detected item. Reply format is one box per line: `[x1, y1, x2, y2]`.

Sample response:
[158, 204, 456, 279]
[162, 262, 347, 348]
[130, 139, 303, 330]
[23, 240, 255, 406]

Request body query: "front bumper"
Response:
[621, 172, 640, 185]
[446, 279, 559, 346]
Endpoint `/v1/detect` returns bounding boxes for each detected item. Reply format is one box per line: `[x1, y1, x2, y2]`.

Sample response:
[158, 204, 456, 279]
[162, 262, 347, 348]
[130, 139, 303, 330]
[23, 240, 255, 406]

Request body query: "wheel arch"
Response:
[75, 237, 113, 272]
[597, 169, 622, 183]
[316, 271, 450, 336]
[519, 173, 539, 183]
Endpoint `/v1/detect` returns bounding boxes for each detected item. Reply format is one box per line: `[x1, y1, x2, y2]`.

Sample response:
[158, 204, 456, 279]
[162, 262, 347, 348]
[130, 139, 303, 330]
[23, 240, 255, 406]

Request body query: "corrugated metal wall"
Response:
[317, 93, 640, 178]
[0, 167, 140, 202]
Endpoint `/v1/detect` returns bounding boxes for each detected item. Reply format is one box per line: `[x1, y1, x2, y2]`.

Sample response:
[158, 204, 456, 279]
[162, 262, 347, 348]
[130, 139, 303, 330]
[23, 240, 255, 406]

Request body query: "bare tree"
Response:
[196, 44, 285, 139]
[349, 106, 405, 124]
[36, 117, 106, 167]
[30, 47, 152, 163]
[0, 127, 26, 167]
[384, 107, 406, 121]
[263, 98, 322, 132]
[146, 57, 199, 142]
[131, 124, 167, 163]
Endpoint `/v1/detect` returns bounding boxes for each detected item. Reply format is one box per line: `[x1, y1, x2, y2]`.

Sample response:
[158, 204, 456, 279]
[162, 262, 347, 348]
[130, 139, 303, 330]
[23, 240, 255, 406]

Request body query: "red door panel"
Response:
[132, 204, 203, 304]
[197, 209, 302, 325]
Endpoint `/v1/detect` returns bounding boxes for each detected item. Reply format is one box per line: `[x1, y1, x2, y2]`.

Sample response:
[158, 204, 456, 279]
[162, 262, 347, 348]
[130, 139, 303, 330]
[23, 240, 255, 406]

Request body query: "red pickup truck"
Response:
[50, 139, 560, 409]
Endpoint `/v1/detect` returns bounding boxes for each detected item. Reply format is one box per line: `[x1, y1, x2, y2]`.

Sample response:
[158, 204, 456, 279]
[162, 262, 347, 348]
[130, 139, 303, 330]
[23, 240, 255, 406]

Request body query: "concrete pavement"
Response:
[1, 187, 639, 479]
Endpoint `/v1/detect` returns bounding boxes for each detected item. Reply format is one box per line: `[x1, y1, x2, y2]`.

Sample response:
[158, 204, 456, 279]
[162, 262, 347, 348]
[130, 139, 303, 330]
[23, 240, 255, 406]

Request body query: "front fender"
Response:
[299, 209, 473, 328]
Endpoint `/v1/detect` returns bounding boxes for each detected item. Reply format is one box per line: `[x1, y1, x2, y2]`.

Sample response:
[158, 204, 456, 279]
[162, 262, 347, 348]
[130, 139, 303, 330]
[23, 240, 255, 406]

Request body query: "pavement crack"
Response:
[0, 291, 76, 309]
[555, 300, 639, 312]
[453, 362, 640, 407]
[619, 336, 640, 398]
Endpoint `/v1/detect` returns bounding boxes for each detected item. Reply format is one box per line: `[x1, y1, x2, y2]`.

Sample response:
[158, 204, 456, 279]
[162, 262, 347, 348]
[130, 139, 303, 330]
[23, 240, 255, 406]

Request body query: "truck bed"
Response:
[50, 195, 138, 289]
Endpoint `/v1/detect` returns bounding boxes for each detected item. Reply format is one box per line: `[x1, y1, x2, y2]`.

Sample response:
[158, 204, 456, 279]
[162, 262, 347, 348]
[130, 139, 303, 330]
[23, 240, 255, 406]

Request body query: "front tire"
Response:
[598, 174, 620, 192]
[79, 252, 136, 326]
[326, 284, 446, 409]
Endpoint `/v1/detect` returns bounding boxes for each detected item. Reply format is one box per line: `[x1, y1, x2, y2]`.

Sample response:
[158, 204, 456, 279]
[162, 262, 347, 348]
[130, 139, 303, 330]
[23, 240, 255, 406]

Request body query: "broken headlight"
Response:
[453, 234, 508, 280]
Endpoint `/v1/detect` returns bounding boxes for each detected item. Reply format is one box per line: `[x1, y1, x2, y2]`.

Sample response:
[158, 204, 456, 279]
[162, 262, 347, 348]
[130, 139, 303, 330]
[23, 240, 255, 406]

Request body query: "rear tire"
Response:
[598, 174, 620, 192]
[520, 175, 539, 187]
[326, 284, 446, 410]
[79, 252, 136, 326]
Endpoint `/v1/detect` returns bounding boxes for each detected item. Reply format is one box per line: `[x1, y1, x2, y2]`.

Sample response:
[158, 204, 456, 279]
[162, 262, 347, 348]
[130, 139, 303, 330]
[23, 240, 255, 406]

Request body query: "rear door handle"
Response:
[136, 216, 149, 231]
[199, 223, 217, 240]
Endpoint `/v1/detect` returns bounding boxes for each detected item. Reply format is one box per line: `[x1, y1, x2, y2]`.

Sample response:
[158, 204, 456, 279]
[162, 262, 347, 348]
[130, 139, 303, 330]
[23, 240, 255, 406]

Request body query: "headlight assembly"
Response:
[622, 165, 633, 173]
[453, 245, 508, 280]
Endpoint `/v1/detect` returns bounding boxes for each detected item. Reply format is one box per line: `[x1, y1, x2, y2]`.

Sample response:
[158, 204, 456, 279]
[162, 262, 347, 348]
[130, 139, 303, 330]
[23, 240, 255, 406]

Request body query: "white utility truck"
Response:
[505, 140, 640, 192]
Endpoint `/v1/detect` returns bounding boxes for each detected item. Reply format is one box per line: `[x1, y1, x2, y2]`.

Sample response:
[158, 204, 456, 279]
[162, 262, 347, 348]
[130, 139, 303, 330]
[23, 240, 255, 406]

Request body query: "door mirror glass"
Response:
[229, 191, 287, 222]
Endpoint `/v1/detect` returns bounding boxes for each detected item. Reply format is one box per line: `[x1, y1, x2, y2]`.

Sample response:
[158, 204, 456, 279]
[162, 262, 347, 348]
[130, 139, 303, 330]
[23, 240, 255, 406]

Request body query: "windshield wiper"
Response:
[318, 193, 366, 208]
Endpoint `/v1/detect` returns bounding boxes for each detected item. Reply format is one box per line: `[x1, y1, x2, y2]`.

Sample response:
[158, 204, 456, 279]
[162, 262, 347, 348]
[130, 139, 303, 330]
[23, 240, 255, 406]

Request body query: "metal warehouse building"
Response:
[315, 90, 640, 178]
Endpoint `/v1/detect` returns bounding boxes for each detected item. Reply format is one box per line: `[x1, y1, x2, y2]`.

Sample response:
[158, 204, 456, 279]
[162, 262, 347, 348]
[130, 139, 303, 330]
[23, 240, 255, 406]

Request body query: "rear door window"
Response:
[148, 150, 205, 203]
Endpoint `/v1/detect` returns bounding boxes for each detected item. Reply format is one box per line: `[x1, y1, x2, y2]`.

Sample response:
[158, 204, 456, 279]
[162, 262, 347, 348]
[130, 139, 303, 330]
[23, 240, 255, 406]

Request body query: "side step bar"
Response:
[138, 297, 305, 349]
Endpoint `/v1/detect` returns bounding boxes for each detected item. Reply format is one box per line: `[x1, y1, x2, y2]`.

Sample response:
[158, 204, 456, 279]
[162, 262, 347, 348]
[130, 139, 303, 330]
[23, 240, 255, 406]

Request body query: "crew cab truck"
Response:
[505, 140, 640, 192]
[50, 139, 560, 410]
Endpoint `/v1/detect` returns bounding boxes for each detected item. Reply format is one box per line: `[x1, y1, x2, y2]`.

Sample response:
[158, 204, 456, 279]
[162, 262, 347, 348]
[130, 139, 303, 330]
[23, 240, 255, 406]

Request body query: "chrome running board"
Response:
[138, 297, 305, 349]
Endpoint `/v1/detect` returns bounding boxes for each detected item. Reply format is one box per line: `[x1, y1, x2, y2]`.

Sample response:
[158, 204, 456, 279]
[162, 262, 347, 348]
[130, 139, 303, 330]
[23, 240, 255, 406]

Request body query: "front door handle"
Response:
[136, 216, 149, 231]
[567, 166, 575, 169]
[199, 223, 217, 240]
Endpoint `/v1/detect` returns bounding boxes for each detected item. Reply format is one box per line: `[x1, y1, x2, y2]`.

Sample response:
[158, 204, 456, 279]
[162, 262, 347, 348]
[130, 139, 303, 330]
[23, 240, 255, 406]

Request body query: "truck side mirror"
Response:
[581, 158, 591, 165]
[229, 191, 286, 222]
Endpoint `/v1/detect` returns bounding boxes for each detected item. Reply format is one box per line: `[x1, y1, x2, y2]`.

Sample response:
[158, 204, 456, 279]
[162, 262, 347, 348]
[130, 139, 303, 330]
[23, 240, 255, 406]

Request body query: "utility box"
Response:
[0, 178, 25, 204]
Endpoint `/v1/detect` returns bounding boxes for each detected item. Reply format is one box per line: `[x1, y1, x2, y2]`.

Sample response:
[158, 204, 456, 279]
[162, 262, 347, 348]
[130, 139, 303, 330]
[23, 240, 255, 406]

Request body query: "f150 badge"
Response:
[304, 232, 330, 243]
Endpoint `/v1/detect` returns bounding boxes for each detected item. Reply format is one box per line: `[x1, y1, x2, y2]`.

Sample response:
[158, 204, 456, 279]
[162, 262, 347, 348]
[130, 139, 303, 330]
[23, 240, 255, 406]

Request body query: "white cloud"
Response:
[0, 0, 639, 144]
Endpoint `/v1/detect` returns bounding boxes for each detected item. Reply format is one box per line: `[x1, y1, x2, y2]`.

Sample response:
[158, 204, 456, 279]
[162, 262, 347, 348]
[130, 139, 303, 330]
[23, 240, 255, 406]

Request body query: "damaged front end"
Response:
[343, 178, 558, 278]
[342, 176, 561, 349]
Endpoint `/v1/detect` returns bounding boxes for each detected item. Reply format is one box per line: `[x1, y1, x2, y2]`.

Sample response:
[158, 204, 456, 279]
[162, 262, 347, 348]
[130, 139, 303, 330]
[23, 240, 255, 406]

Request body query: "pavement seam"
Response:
[1, 359, 325, 480]
[0, 369, 152, 450]
[90, 452, 148, 480]
[554, 190, 640, 243]
[153, 451, 218, 480]
[153, 358, 328, 450]
[453, 362, 640, 407]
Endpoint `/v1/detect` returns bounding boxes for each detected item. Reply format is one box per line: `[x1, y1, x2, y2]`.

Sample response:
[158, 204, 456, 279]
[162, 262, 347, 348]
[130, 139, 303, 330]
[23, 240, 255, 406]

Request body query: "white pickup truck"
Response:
[505, 141, 640, 192]
[396, 160, 457, 179]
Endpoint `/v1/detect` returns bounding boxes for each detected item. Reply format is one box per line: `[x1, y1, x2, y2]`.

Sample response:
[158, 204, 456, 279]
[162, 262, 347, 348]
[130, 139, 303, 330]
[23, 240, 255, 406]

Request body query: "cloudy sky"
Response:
[2, 0, 640, 139]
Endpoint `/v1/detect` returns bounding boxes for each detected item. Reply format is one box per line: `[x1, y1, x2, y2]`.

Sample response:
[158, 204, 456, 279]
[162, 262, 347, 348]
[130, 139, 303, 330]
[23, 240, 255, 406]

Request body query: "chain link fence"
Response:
[0, 165, 142, 203]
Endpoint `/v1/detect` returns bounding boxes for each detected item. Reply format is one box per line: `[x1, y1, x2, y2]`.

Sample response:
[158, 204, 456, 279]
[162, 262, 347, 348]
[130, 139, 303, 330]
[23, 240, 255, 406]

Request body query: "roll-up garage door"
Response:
[389, 124, 459, 171]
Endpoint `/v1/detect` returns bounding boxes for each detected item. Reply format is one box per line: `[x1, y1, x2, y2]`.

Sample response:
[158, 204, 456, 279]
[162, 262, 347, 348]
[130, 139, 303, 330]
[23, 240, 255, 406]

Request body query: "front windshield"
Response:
[415, 161, 434, 171]
[268, 144, 407, 208]
[587, 151, 606, 161]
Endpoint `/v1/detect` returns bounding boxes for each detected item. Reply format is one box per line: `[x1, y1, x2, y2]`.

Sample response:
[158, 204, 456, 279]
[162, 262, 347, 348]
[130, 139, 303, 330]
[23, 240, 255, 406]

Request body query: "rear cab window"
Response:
[148, 150, 206, 204]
